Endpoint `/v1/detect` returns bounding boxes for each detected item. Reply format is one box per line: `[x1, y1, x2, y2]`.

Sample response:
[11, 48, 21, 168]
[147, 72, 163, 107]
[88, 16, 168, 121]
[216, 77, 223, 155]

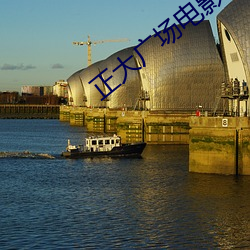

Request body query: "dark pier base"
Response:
[0, 105, 60, 119]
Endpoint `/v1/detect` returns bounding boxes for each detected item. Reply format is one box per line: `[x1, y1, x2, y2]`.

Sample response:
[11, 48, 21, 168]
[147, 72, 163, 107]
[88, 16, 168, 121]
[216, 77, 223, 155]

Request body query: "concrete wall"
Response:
[145, 115, 189, 144]
[0, 105, 59, 119]
[189, 117, 250, 175]
[59, 106, 190, 144]
[59, 106, 71, 122]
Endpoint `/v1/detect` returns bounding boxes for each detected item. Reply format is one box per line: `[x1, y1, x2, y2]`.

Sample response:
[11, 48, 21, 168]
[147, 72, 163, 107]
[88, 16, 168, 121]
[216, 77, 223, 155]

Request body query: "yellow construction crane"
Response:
[73, 35, 129, 66]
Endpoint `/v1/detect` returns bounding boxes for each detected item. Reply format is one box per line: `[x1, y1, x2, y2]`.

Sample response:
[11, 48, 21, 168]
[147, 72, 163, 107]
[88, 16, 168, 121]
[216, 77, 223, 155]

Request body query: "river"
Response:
[0, 119, 249, 249]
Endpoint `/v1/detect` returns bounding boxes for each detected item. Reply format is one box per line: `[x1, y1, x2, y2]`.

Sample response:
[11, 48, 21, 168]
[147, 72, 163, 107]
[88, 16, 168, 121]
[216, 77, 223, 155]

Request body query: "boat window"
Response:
[98, 140, 103, 145]
[111, 139, 114, 144]
[92, 140, 97, 145]
[105, 140, 110, 144]
[116, 139, 120, 144]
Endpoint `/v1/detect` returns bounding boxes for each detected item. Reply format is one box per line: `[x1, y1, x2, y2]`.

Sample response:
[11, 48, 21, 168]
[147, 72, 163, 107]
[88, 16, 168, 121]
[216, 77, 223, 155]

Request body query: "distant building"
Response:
[21, 86, 40, 96]
[0, 92, 19, 104]
[43, 86, 53, 96]
[21, 86, 53, 96]
[22, 95, 59, 105]
[20, 85, 59, 105]
[52, 80, 68, 98]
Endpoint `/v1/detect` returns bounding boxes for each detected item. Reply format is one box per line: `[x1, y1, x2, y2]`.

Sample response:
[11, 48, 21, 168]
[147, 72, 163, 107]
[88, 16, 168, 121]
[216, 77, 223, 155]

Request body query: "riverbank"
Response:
[0, 104, 59, 119]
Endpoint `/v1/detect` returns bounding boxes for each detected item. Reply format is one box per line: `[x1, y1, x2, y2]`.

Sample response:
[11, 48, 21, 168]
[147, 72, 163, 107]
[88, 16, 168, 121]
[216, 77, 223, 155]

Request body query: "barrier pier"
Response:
[189, 117, 250, 175]
[59, 106, 190, 144]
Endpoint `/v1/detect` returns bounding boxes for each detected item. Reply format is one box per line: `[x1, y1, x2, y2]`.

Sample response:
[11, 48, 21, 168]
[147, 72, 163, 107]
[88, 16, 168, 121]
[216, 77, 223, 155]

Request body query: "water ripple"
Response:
[0, 120, 250, 249]
[0, 151, 55, 159]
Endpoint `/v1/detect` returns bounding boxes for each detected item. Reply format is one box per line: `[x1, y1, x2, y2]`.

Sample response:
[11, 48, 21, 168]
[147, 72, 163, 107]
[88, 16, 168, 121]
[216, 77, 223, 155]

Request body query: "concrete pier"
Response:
[189, 117, 250, 175]
[59, 106, 190, 144]
[60, 106, 250, 175]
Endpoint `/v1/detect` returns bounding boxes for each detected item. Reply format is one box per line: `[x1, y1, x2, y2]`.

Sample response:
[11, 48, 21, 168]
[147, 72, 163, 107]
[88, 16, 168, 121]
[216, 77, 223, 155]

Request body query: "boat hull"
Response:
[62, 142, 146, 159]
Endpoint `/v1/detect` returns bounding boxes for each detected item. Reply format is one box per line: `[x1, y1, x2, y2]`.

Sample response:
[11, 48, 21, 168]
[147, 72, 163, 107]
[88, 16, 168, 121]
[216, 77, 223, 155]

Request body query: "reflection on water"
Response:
[0, 120, 250, 249]
[186, 174, 250, 248]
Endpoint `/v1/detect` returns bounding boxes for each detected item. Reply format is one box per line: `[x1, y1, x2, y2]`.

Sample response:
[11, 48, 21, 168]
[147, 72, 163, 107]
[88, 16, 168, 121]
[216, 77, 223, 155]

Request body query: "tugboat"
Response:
[61, 134, 146, 158]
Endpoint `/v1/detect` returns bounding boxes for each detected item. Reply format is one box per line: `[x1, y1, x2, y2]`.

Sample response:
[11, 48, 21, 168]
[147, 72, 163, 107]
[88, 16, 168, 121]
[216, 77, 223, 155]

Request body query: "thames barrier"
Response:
[59, 106, 190, 144]
[60, 106, 250, 175]
[60, 0, 250, 175]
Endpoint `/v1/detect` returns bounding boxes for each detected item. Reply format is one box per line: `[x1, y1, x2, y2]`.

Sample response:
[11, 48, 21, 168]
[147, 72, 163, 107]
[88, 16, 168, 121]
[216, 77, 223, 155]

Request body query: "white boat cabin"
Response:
[85, 135, 121, 152]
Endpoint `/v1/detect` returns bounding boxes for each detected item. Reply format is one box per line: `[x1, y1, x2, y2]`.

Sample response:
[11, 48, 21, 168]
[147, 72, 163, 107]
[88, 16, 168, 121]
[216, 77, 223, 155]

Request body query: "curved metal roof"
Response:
[99, 46, 141, 109]
[217, 0, 250, 83]
[133, 20, 225, 111]
[79, 60, 106, 108]
[68, 21, 225, 111]
[67, 69, 86, 106]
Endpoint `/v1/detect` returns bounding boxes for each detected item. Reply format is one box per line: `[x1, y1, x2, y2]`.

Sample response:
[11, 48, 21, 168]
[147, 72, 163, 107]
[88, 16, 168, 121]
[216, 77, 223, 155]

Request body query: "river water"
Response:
[0, 119, 249, 249]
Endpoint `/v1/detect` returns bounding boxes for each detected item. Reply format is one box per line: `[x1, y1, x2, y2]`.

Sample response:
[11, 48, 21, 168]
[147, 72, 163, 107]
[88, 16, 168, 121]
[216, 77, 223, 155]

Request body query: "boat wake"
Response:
[0, 151, 55, 159]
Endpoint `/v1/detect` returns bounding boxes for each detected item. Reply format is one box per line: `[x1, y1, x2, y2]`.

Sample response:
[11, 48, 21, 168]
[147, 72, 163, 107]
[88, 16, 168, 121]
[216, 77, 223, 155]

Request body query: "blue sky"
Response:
[0, 0, 231, 92]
